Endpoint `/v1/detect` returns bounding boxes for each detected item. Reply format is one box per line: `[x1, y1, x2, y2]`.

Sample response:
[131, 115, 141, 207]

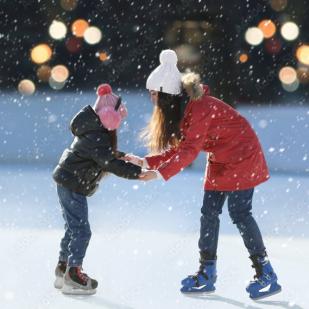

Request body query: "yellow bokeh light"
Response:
[71, 19, 89, 37]
[49, 20, 67, 40]
[51, 65, 69, 83]
[30, 44, 52, 64]
[239, 53, 248, 63]
[296, 45, 309, 66]
[84, 26, 102, 45]
[258, 20, 276, 39]
[279, 66, 297, 85]
[18, 79, 36, 95]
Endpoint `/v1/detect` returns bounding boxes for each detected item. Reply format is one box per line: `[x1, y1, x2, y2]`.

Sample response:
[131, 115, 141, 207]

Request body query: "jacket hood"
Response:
[70, 105, 105, 136]
[181, 72, 210, 100]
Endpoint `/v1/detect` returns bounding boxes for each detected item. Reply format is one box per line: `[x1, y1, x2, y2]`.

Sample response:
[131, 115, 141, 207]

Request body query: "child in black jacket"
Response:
[53, 84, 141, 295]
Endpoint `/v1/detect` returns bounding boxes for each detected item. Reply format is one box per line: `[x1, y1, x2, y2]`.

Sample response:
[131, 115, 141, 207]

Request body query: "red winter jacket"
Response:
[145, 84, 269, 191]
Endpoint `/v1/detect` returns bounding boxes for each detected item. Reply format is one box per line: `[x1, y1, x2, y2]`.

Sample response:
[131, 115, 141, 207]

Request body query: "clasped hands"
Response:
[119, 154, 158, 181]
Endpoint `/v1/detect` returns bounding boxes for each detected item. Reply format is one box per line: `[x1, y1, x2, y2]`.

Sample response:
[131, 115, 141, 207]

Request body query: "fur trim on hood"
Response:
[181, 72, 205, 100]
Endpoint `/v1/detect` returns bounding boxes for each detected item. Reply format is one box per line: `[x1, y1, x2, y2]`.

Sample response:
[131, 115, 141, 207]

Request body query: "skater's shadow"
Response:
[184, 294, 263, 309]
[256, 300, 304, 309]
[64, 294, 134, 309]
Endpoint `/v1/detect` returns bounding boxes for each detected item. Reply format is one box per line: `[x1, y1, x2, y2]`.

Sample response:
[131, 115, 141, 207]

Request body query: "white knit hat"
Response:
[146, 49, 182, 95]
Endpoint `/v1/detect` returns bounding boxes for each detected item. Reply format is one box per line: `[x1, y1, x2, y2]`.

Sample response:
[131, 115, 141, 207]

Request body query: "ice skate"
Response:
[246, 255, 281, 300]
[62, 266, 98, 295]
[180, 255, 217, 294]
[54, 261, 67, 289]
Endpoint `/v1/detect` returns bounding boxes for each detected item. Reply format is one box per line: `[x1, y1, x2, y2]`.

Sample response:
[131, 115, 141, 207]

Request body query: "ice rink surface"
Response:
[0, 165, 308, 309]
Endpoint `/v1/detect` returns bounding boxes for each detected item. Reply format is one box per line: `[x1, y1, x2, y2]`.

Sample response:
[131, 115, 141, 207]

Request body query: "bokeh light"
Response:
[51, 65, 69, 83]
[265, 37, 282, 54]
[270, 0, 288, 11]
[282, 79, 299, 92]
[18, 79, 36, 95]
[65, 37, 83, 53]
[279, 66, 297, 84]
[60, 0, 78, 11]
[258, 20, 276, 38]
[71, 19, 89, 37]
[37, 65, 51, 82]
[239, 53, 249, 63]
[97, 51, 110, 62]
[49, 20, 67, 40]
[297, 66, 309, 84]
[280, 22, 299, 41]
[245, 27, 264, 46]
[84, 26, 102, 45]
[49, 77, 66, 90]
[296, 45, 309, 65]
[30, 44, 52, 64]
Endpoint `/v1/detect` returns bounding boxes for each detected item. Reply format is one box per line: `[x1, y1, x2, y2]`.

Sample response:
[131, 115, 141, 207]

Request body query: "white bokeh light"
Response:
[280, 22, 299, 41]
[245, 27, 264, 46]
[49, 20, 67, 40]
[84, 26, 102, 45]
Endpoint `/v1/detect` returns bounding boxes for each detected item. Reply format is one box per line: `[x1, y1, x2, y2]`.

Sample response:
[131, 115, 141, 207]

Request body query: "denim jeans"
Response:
[198, 188, 266, 258]
[57, 184, 92, 267]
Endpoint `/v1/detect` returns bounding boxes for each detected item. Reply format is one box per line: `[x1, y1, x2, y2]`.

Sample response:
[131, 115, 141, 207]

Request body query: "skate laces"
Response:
[191, 263, 208, 284]
[76, 267, 89, 284]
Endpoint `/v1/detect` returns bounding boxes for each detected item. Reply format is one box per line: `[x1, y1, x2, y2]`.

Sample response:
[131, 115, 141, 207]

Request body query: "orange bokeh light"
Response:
[239, 53, 248, 63]
[99, 52, 109, 62]
[71, 19, 89, 37]
[258, 20, 276, 39]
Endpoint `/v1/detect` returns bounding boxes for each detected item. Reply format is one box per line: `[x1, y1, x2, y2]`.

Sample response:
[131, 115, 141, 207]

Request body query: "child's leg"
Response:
[198, 190, 227, 257]
[227, 188, 266, 256]
[56, 185, 91, 267]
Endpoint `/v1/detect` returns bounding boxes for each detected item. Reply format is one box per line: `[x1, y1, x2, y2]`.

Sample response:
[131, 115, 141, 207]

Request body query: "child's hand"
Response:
[120, 153, 144, 167]
[139, 170, 157, 181]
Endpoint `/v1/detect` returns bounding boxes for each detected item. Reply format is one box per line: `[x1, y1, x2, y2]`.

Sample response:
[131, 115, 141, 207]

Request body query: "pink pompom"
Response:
[97, 84, 112, 96]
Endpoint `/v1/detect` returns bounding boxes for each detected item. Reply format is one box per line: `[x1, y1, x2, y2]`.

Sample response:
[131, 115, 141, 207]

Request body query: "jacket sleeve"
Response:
[145, 148, 177, 169]
[89, 142, 141, 179]
[157, 103, 212, 181]
[104, 158, 141, 179]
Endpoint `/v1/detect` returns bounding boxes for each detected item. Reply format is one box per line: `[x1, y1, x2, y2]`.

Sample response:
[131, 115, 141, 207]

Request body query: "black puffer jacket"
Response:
[53, 105, 141, 196]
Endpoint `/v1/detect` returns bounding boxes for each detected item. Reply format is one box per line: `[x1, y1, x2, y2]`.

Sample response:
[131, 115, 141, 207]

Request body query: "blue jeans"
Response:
[198, 188, 266, 257]
[57, 184, 91, 267]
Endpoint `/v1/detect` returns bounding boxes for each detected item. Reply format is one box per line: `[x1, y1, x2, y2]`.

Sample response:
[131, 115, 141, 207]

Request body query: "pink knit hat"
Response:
[93, 84, 128, 130]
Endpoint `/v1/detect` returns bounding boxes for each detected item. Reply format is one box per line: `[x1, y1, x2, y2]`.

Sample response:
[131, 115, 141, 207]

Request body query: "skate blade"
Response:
[182, 290, 215, 296]
[250, 284, 282, 300]
[61, 284, 96, 295]
[54, 277, 64, 289]
[181, 286, 216, 295]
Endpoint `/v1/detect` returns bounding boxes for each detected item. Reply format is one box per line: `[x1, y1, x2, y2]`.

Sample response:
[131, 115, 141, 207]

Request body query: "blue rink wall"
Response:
[0, 91, 308, 174]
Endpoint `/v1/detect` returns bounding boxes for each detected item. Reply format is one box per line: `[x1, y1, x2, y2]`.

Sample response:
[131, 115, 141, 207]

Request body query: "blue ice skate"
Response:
[246, 255, 282, 300]
[181, 259, 217, 294]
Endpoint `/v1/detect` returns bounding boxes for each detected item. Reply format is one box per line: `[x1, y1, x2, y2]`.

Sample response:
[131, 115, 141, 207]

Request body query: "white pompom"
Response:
[159, 49, 178, 65]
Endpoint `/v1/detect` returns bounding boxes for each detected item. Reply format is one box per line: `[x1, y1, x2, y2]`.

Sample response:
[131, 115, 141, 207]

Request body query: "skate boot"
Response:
[54, 261, 67, 289]
[246, 254, 281, 300]
[62, 266, 98, 295]
[180, 252, 217, 294]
